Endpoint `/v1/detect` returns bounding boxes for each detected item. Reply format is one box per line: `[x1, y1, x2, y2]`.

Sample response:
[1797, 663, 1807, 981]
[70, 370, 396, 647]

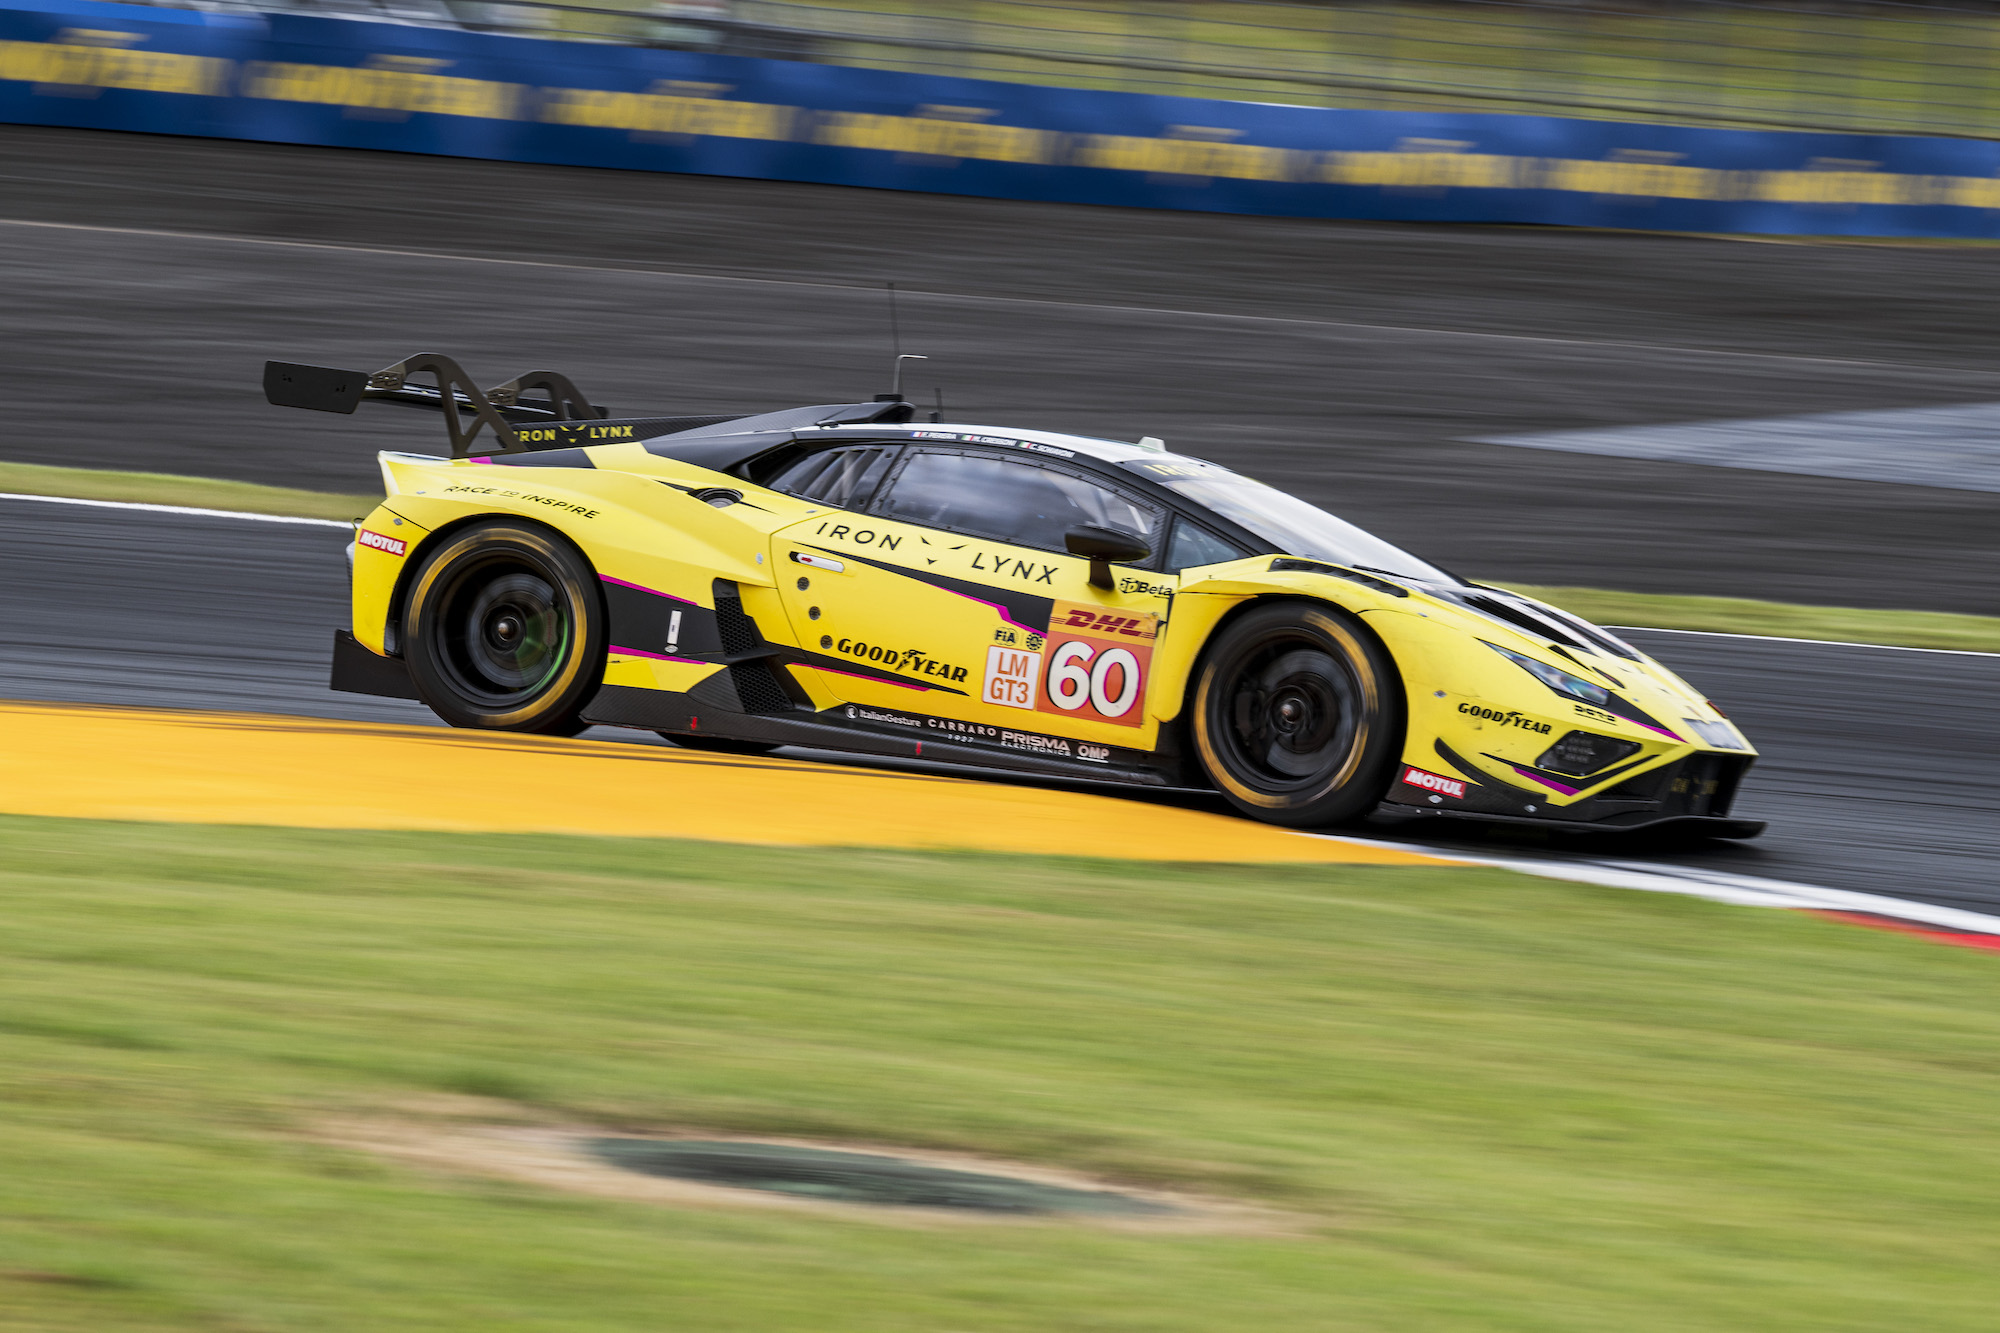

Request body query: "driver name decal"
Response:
[1035, 601, 1159, 728]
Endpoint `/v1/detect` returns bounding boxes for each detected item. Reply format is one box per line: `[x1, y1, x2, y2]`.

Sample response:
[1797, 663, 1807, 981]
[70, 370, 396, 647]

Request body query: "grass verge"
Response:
[6, 461, 1996, 652]
[2, 815, 1998, 1331]
[1506, 583, 2000, 653]
[0, 460, 372, 523]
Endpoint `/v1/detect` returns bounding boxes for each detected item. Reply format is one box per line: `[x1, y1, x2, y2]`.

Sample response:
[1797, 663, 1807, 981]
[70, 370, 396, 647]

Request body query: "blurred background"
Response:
[6, 3, 2000, 1329]
[115, 0, 2000, 136]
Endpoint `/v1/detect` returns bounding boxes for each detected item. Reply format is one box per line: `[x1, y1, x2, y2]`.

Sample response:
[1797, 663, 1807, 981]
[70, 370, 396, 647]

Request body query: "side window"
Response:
[877, 451, 1163, 555]
[1163, 519, 1249, 573]
[767, 447, 893, 510]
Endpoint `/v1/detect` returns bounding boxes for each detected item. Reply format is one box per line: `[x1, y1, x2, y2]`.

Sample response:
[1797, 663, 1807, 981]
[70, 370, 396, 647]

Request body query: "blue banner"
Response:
[4, 0, 1999, 236]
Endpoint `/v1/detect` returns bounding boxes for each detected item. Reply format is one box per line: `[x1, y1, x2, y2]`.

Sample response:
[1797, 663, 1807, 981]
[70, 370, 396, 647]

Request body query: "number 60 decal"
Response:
[1045, 642, 1142, 719]
[1036, 601, 1158, 729]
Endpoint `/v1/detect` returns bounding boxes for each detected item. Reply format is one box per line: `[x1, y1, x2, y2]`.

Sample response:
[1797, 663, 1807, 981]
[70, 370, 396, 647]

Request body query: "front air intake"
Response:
[1537, 730, 1643, 777]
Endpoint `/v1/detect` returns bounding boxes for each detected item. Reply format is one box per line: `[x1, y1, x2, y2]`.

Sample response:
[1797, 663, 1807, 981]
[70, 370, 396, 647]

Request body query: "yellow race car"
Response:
[270, 352, 1762, 839]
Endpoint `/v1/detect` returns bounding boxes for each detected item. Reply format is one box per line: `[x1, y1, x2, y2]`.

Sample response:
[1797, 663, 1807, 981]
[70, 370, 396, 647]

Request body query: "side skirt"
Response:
[583, 683, 1190, 790]
[330, 629, 421, 700]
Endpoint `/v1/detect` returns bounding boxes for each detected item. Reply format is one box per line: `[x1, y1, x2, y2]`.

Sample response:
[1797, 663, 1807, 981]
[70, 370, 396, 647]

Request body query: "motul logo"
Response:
[357, 529, 407, 557]
[1400, 766, 1466, 800]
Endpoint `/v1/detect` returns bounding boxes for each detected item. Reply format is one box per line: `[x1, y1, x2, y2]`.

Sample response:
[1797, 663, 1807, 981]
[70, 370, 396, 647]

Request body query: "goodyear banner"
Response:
[6, 0, 2000, 236]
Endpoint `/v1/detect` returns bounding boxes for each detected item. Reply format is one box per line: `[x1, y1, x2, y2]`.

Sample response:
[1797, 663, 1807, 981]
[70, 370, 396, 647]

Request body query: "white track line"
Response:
[1, 215, 1990, 376]
[1611, 625, 2000, 658]
[1302, 829, 2000, 936]
[0, 492, 350, 528]
[9, 487, 1992, 935]
[18, 494, 1989, 661]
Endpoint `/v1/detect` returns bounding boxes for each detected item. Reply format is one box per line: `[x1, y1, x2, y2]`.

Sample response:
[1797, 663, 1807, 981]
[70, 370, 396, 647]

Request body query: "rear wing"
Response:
[262, 353, 739, 459]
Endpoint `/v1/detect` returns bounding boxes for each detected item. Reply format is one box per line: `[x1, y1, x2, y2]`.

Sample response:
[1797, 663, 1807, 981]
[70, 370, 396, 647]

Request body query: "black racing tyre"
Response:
[657, 732, 781, 756]
[1190, 601, 1404, 828]
[402, 520, 606, 734]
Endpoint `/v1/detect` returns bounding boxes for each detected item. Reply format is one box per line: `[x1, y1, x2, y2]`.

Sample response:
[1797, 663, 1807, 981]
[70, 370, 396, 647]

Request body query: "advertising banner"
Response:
[5, 0, 2000, 237]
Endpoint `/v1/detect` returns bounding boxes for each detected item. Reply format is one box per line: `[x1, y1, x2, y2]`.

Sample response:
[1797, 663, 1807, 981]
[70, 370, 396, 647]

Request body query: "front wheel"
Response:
[1191, 601, 1403, 827]
[402, 520, 606, 733]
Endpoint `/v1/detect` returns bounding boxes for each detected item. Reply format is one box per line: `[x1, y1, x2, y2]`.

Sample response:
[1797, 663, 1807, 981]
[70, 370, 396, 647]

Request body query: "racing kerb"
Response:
[7, 0, 2000, 237]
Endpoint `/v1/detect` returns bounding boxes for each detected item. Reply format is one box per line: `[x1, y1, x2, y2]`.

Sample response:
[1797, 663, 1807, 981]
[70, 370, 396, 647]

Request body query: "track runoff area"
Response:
[7, 494, 1997, 954]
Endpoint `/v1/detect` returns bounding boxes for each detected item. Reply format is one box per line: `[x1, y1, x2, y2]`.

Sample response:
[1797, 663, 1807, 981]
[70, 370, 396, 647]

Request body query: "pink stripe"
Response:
[467, 457, 495, 465]
[1508, 763, 1582, 796]
[814, 664, 934, 692]
[600, 575, 697, 605]
[610, 645, 705, 664]
[1634, 720, 1683, 741]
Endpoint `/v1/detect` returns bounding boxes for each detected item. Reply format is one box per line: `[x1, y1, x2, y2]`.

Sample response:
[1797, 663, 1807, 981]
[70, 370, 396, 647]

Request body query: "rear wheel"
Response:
[403, 520, 605, 734]
[1191, 601, 1402, 827]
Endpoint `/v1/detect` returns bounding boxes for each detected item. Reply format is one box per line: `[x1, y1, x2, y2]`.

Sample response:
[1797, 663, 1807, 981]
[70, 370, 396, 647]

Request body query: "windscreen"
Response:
[1120, 456, 1457, 584]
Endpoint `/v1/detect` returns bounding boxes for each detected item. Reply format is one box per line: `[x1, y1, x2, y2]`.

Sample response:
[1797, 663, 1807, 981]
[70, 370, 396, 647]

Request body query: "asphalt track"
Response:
[4, 124, 2000, 613]
[6, 496, 1996, 916]
[3, 123, 1998, 913]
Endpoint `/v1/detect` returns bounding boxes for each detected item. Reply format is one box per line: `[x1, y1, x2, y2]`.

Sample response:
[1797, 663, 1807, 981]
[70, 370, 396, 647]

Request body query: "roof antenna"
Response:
[931, 386, 944, 424]
[891, 353, 928, 400]
[876, 281, 927, 402]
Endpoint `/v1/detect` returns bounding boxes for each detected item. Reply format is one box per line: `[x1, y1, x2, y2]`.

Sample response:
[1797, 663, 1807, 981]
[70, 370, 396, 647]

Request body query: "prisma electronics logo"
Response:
[1400, 766, 1466, 800]
[356, 529, 407, 557]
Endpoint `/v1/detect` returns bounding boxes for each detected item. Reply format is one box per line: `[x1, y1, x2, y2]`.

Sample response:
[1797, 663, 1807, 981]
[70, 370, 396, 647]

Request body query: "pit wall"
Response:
[6, 0, 2000, 237]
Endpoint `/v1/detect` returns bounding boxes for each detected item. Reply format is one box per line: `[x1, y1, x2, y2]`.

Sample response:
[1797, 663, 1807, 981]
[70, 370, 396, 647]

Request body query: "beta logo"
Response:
[1400, 766, 1467, 800]
[356, 528, 407, 557]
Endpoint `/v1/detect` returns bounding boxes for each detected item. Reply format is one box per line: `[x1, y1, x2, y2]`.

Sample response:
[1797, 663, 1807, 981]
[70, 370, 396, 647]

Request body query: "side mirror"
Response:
[1065, 525, 1151, 590]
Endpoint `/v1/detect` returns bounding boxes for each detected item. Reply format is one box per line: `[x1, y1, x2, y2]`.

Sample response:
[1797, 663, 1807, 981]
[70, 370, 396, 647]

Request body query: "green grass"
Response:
[1505, 584, 2000, 654]
[722, 0, 2000, 137]
[0, 460, 372, 523]
[4, 815, 2000, 1330]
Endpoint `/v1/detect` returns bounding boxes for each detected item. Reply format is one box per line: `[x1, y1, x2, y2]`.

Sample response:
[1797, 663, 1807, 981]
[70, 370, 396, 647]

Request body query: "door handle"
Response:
[789, 550, 847, 573]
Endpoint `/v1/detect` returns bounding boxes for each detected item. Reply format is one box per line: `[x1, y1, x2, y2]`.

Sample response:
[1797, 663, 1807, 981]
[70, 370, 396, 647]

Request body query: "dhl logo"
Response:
[1057, 607, 1157, 641]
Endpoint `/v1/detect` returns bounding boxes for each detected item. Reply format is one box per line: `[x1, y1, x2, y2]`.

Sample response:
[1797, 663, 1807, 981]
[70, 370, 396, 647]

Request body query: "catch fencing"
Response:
[7, 0, 2000, 236]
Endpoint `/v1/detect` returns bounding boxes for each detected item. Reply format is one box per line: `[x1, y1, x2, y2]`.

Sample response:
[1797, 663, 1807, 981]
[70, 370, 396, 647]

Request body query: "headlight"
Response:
[1484, 641, 1611, 706]
[1682, 718, 1746, 750]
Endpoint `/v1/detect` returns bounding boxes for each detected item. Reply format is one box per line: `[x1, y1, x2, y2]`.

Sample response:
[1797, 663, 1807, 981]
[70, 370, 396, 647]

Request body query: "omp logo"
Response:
[1077, 743, 1112, 763]
[1400, 766, 1466, 800]
[357, 529, 407, 557]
